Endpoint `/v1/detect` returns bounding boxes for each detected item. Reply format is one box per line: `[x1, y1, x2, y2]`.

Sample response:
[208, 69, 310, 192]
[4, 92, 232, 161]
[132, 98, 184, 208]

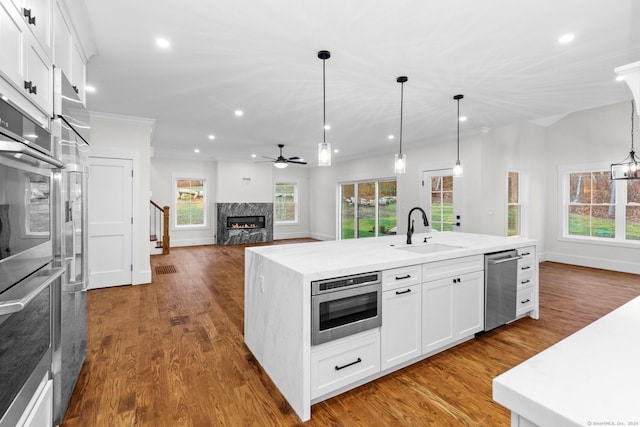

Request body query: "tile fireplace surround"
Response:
[216, 203, 273, 245]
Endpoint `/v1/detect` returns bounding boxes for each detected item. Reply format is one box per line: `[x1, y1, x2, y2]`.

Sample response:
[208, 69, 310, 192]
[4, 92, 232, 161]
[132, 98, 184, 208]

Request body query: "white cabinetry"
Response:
[422, 256, 484, 355]
[0, 0, 52, 118]
[516, 246, 536, 317]
[310, 329, 380, 400]
[381, 265, 422, 370]
[53, 0, 85, 103]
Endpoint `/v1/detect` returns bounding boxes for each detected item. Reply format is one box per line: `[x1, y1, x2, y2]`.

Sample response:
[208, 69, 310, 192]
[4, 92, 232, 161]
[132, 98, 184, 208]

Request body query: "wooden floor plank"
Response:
[61, 241, 640, 426]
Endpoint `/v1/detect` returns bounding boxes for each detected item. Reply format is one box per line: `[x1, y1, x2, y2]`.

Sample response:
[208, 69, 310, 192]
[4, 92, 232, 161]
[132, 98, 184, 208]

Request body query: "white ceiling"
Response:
[82, 0, 640, 165]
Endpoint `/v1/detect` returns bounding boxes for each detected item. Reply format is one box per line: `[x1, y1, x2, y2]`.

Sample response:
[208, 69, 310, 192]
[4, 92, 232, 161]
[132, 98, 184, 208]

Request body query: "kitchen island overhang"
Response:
[244, 231, 539, 421]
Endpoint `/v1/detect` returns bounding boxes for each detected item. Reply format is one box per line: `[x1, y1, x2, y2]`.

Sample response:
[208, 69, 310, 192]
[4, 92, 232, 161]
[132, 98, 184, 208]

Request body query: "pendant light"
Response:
[318, 50, 331, 167]
[610, 100, 639, 179]
[453, 94, 464, 177]
[394, 76, 408, 174]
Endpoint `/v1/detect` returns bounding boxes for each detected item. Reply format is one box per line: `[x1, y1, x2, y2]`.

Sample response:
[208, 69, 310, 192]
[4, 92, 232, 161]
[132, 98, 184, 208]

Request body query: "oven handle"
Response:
[0, 140, 65, 168]
[0, 267, 65, 315]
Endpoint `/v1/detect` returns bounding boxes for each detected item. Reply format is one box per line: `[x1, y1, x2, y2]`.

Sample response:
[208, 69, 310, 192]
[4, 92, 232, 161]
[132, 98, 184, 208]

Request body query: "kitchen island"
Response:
[244, 231, 538, 421]
[493, 295, 640, 427]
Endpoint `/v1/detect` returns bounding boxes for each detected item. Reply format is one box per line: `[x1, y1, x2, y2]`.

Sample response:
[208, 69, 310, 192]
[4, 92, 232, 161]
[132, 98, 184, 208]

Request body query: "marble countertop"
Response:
[493, 295, 640, 426]
[246, 231, 536, 280]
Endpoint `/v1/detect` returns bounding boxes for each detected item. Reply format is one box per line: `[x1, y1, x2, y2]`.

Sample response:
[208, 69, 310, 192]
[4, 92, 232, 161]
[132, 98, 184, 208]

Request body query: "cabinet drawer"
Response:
[382, 264, 421, 291]
[517, 268, 534, 289]
[422, 255, 483, 282]
[311, 330, 380, 399]
[516, 287, 534, 317]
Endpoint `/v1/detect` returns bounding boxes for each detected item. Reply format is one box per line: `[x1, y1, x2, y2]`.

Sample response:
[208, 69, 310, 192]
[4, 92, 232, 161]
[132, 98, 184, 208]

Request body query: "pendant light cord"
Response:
[456, 98, 460, 160]
[399, 81, 404, 155]
[632, 99, 635, 151]
[323, 58, 326, 144]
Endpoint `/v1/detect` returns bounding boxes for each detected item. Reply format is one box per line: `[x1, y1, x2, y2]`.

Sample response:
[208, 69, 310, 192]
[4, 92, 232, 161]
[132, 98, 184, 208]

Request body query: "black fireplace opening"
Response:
[226, 215, 266, 230]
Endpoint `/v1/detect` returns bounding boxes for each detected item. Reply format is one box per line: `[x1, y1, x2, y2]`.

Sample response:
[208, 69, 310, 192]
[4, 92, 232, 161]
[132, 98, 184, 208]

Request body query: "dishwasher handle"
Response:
[487, 255, 522, 265]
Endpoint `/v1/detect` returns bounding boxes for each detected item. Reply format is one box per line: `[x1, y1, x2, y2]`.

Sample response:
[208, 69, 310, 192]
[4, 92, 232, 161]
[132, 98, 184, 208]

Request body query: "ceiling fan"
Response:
[261, 144, 307, 168]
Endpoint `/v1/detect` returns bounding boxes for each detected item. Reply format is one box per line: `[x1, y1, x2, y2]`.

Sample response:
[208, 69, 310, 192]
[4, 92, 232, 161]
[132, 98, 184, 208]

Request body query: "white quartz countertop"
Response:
[246, 231, 535, 280]
[493, 295, 640, 427]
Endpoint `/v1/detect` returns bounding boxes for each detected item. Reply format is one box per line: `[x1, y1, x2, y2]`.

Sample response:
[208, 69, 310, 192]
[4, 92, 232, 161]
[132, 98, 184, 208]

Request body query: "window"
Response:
[507, 171, 520, 236]
[560, 165, 640, 243]
[275, 182, 297, 223]
[430, 175, 453, 231]
[174, 175, 207, 228]
[339, 179, 397, 239]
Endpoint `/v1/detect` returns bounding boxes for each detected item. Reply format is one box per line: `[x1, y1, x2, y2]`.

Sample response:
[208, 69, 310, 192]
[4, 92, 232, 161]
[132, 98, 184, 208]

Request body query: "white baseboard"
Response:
[309, 232, 335, 241]
[545, 251, 640, 274]
[170, 237, 216, 247]
[274, 232, 311, 240]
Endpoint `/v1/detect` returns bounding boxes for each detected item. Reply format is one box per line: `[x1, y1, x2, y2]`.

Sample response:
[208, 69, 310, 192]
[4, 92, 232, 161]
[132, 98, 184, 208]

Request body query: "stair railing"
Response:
[150, 200, 170, 254]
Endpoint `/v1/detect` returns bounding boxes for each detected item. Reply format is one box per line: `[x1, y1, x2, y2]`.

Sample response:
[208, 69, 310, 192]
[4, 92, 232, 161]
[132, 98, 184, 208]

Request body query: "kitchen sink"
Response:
[394, 243, 461, 254]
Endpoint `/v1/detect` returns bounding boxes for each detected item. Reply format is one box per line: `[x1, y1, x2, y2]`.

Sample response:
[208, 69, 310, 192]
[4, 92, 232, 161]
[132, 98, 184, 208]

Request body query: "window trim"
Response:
[557, 163, 639, 248]
[172, 173, 209, 230]
[274, 181, 299, 224]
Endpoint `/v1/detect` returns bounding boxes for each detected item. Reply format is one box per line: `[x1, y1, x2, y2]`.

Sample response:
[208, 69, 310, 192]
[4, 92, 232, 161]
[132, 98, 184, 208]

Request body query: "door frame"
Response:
[420, 166, 465, 232]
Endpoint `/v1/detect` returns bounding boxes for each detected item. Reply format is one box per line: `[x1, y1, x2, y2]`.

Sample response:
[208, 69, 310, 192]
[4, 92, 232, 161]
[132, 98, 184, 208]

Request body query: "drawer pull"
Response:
[521, 252, 531, 256]
[520, 266, 531, 270]
[395, 289, 412, 295]
[335, 357, 362, 371]
[521, 299, 531, 304]
[520, 280, 531, 285]
[395, 274, 411, 280]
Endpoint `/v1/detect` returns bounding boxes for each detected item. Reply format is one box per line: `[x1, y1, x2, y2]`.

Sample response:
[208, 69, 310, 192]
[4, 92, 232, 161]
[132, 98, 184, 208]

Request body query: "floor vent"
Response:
[155, 265, 178, 275]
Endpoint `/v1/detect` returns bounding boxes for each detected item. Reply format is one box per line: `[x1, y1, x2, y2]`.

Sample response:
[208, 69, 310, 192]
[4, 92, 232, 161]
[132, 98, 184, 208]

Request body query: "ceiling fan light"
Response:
[318, 142, 331, 167]
[274, 160, 288, 169]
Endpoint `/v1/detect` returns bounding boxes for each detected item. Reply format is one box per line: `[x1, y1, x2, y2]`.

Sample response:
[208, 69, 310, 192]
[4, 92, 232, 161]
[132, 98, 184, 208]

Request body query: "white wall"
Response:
[544, 101, 640, 273]
[150, 157, 218, 247]
[216, 162, 273, 203]
[89, 111, 154, 285]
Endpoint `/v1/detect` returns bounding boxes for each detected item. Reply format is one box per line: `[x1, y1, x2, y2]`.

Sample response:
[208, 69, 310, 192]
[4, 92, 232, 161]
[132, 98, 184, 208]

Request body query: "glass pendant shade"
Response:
[394, 153, 406, 174]
[453, 160, 463, 177]
[318, 142, 331, 167]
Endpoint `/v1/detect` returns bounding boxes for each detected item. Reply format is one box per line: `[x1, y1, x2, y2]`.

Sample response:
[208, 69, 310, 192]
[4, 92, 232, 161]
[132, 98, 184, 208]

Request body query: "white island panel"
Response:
[493, 296, 640, 427]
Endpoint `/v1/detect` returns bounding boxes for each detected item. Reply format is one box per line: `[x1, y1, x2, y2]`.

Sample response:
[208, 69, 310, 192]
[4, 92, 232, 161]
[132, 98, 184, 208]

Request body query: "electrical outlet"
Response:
[259, 275, 265, 293]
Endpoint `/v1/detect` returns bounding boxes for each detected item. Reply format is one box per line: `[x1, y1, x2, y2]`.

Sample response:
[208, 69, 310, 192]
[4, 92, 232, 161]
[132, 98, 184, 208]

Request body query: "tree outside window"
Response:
[627, 180, 640, 240]
[431, 176, 453, 231]
[339, 179, 397, 239]
[175, 177, 207, 227]
[568, 171, 615, 238]
[275, 183, 297, 223]
[507, 171, 520, 236]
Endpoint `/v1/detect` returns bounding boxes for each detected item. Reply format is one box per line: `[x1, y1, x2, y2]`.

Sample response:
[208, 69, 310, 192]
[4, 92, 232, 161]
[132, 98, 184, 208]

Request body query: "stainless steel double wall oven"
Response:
[0, 96, 65, 427]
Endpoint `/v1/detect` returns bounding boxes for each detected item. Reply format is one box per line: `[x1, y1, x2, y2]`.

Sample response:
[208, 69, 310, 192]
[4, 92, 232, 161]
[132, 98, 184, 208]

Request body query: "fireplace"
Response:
[217, 203, 273, 245]
[227, 216, 265, 230]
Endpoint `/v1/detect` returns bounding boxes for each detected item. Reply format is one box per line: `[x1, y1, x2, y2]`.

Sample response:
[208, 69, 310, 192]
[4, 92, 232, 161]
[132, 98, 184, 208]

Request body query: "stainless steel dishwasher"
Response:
[484, 250, 521, 332]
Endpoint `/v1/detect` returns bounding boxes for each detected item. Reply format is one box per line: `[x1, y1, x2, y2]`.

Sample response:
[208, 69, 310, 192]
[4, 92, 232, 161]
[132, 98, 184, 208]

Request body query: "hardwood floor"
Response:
[61, 241, 640, 426]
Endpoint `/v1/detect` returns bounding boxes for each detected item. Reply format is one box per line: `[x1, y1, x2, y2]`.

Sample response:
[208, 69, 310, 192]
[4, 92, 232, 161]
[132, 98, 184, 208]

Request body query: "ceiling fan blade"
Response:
[287, 156, 301, 161]
[287, 160, 307, 165]
[261, 156, 276, 160]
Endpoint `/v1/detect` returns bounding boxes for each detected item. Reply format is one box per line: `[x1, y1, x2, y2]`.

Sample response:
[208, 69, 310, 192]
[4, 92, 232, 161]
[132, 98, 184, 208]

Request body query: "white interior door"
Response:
[88, 157, 133, 289]
[422, 169, 463, 232]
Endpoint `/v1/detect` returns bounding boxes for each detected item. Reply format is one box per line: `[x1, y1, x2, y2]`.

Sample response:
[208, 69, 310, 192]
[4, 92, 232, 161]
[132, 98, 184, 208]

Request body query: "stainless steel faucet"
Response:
[407, 207, 429, 244]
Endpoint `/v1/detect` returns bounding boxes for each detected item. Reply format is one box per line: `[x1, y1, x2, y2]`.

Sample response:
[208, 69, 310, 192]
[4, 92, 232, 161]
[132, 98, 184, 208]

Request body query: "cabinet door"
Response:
[381, 284, 421, 370]
[0, 0, 26, 86]
[454, 271, 484, 338]
[52, 0, 71, 75]
[23, 0, 51, 57]
[25, 34, 51, 113]
[71, 40, 84, 101]
[422, 277, 454, 354]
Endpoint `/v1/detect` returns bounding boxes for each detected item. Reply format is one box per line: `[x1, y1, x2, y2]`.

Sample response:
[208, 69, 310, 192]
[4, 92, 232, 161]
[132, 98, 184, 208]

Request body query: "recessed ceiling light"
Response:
[616, 75, 625, 82]
[234, 110, 244, 117]
[459, 116, 467, 122]
[333, 149, 339, 153]
[156, 38, 171, 49]
[388, 135, 395, 140]
[85, 85, 96, 93]
[194, 148, 200, 153]
[558, 33, 574, 44]
[208, 134, 215, 140]
[251, 154, 257, 158]
[324, 124, 331, 130]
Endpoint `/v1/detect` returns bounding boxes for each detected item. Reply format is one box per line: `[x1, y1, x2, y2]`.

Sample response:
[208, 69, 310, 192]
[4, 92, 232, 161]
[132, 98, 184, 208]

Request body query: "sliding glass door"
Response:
[340, 179, 397, 239]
